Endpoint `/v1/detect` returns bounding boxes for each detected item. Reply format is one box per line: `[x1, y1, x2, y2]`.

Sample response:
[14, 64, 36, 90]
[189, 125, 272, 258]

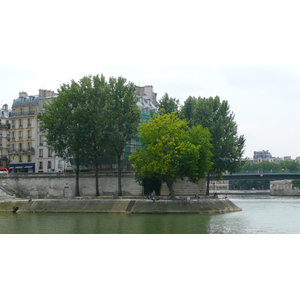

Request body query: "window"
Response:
[19, 155, 23, 162]
[12, 120, 15, 128]
[48, 161, 51, 170]
[12, 131, 15, 140]
[48, 148, 52, 157]
[39, 135, 43, 146]
[0, 130, 2, 136]
[19, 131, 23, 139]
[28, 142, 32, 150]
[20, 108, 24, 115]
[27, 118, 31, 127]
[39, 149, 43, 157]
[28, 130, 31, 139]
[19, 143, 22, 151]
[27, 155, 31, 162]
[39, 162, 43, 170]
[19, 119, 22, 127]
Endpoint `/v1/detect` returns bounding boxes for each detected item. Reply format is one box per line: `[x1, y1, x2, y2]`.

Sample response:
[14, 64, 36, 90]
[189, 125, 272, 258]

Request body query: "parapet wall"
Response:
[0, 172, 206, 198]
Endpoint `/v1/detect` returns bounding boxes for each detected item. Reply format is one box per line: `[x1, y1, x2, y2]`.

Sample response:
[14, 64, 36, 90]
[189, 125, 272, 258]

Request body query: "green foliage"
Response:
[106, 76, 141, 195]
[292, 179, 300, 190]
[157, 93, 180, 114]
[241, 160, 300, 173]
[129, 113, 212, 199]
[179, 96, 197, 126]
[40, 74, 140, 197]
[40, 76, 96, 196]
[181, 95, 246, 195]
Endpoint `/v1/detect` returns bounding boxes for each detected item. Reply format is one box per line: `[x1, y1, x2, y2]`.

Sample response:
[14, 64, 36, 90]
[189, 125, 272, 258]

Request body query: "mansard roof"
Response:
[12, 95, 40, 107]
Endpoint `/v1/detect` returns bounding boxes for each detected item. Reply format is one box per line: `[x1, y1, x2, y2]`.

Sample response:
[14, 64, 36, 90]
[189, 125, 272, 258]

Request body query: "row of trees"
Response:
[155, 94, 246, 195]
[40, 75, 141, 196]
[241, 160, 300, 173]
[40, 76, 246, 198]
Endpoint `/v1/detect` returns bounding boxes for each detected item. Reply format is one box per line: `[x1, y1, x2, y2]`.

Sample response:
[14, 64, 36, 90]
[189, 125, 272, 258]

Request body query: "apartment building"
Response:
[9, 89, 68, 173]
[0, 104, 11, 169]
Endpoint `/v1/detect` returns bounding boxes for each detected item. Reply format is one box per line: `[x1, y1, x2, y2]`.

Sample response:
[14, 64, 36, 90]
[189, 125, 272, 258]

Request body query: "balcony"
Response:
[10, 111, 35, 117]
[8, 147, 35, 155]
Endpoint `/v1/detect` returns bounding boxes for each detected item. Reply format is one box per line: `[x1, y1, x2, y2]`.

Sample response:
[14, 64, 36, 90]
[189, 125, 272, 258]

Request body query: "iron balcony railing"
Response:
[10, 111, 35, 117]
[8, 148, 35, 154]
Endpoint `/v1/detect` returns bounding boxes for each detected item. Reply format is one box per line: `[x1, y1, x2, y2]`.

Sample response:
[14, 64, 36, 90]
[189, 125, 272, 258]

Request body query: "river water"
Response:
[1, 195, 300, 234]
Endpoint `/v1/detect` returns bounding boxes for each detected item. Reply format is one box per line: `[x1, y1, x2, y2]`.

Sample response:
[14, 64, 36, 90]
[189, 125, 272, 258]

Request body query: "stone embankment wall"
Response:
[0, 198, 242, 214]
[0, 172, 206, 198]
[270, 180, 300, 196]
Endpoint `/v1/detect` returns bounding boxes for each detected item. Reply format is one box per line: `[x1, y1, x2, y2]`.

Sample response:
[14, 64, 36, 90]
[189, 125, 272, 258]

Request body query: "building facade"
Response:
[0, 104, 11, 169]
[9, 90, 68, 173]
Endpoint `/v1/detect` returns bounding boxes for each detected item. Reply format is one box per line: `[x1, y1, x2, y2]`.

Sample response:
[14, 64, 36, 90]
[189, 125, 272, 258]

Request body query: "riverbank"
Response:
[0, 198, 242, 214]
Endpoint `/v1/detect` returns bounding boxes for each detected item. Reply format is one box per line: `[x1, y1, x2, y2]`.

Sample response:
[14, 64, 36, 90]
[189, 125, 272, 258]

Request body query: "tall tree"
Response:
[182, 96, 246, 195]
[107, 76, 141, 196]
[157, 93, 180, 114]
[40, 79, 91, 196]
[82, 75, 110, 196]
[179, 96, 197, 126]
[129, 113, 212, 199]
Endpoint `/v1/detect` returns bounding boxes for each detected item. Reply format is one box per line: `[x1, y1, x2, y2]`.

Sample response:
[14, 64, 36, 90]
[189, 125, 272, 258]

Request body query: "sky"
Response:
[1, 0, 300, 159]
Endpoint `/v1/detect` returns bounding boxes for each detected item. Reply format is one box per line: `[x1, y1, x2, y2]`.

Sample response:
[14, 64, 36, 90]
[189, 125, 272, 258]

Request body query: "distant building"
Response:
[136, 85, 157, 106]
[253, 150, 274, 163]
[0, 104, 11, 169]
[209, 180, 229, 192]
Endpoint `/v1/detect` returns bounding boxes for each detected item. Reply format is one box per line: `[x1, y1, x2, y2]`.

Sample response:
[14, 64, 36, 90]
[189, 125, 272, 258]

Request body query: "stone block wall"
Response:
[0, 172, 207, 198]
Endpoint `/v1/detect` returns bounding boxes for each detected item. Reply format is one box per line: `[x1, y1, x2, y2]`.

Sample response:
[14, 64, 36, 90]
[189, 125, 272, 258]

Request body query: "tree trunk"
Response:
[95, 159, 100, 196]
[166, 180, 175, 200]
[206, 173, 210, 196]
[75, 161, 80, 197]
[117, 154, 122, 196]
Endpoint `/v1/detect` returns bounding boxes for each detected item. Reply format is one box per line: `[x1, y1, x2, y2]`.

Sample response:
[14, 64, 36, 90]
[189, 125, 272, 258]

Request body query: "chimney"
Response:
[19, 91, 28, 97]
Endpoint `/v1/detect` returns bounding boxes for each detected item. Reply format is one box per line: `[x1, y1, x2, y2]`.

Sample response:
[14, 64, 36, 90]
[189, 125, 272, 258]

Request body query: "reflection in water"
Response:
[1, 196, 300, 233]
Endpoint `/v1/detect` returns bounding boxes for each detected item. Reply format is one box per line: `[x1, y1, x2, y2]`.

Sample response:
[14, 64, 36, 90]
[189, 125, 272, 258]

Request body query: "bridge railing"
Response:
[230, 170, 300, 175]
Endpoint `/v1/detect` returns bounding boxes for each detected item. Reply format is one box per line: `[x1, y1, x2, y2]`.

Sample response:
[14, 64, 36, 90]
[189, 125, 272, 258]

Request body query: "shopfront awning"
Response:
[15, 166, 23, 169]
[24, 166, 33, 168]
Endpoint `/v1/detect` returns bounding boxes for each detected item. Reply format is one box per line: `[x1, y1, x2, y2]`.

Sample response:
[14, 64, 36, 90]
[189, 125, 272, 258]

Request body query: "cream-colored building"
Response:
[9, 90, 68, 173]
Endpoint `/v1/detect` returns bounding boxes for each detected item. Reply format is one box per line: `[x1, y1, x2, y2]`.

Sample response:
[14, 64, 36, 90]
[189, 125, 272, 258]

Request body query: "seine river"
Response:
[1, 195, 300, 234]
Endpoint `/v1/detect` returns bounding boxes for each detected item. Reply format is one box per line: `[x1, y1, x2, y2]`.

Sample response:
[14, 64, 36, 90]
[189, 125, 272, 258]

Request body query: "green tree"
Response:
[157, 93, 180, 114]
[129, 113, 212, 199]
[279, 160, 300, 172]
[179, 96, 197, 126]
[83, 75, 110, 196]
[182, 96, 246, 195]
[292, 179, 300, 189]
[40, 78, 92, 196]
[106, 76, 141, 196]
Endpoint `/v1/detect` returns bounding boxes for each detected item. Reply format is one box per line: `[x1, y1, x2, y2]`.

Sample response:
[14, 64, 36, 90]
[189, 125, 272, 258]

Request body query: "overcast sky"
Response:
[1, 0, 300, 159]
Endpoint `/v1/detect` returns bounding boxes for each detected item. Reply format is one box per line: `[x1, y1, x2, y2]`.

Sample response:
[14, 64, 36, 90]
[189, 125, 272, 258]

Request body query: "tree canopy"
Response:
[106, 76, 141, 195]
[40, 76, 95, 196]
[157, 93, 180, 114]
[181, 96, 246, 195]
[129, 113, 212, 199]
[40, 74, 140, 197]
